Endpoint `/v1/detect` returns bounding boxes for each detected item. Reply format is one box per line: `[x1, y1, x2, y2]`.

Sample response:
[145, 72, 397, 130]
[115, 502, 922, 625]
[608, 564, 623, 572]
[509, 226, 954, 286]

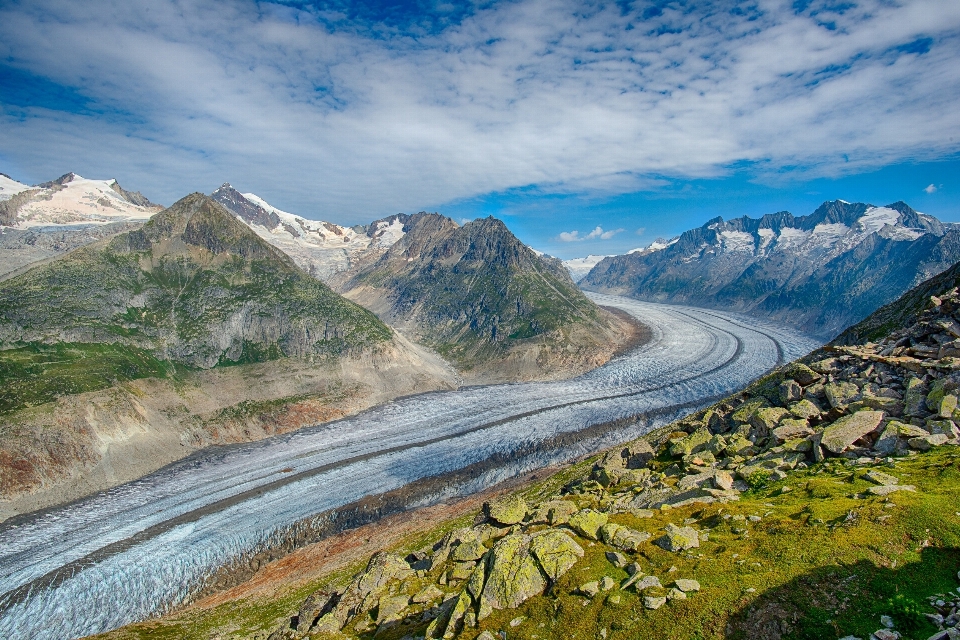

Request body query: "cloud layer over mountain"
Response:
[1, 0, 958, 222]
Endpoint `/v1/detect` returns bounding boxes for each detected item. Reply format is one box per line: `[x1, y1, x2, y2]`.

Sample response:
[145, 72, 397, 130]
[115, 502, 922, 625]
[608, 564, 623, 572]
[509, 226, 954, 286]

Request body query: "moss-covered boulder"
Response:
[568, 509, 608, 540]
[825, 381, 861, 409]
[486, 495, 528, 526]
[480, 534, 547, 614]
[599, 523, 651, 552]
[820, 410, 884, 454]
[654, 523, 700, 552]
[529, 529, 583, 581]
[789, 399, 822, 419]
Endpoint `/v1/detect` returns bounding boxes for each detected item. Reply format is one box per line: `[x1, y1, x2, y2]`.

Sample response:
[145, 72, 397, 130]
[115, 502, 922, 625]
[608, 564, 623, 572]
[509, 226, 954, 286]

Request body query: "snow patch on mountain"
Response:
[212, 185, 408, 281]
[6, 174, 158, 228]
[0, 175, 31, 201]
[563, 255, 610, 282]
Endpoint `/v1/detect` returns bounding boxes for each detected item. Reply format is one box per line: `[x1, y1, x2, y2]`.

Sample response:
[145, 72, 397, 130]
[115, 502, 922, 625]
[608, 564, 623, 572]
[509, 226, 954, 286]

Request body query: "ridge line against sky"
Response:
[1, 0, 958, 258]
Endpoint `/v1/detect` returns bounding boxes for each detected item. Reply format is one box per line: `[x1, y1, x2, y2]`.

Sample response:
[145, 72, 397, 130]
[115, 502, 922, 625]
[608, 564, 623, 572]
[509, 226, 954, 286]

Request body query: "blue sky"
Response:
[1, 0, 959, 259]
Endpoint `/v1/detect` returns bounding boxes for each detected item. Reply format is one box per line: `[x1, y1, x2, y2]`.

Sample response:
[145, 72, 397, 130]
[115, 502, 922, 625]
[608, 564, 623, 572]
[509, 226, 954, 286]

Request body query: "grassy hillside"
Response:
[0, 193, 392, 414]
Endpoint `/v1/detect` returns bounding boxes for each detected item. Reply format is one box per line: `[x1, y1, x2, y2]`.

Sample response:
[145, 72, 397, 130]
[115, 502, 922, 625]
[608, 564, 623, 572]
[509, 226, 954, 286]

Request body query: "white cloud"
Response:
[635, 227, 646, 236]
[925, 183, 938, 193]
[558, 226, 623, 241]
[0, 0, 958, 222]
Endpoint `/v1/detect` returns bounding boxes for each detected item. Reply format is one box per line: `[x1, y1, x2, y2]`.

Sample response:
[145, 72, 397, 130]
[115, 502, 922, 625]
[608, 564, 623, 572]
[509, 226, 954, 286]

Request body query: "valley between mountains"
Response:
[1, 172, 959, 640]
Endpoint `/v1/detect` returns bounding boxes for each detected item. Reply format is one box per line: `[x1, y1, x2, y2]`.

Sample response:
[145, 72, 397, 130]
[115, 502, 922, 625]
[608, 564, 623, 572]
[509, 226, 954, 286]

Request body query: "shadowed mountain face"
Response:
[338, 213, 631, 379]
[0, 193, 392, 370]
[581, 200, 960, 339]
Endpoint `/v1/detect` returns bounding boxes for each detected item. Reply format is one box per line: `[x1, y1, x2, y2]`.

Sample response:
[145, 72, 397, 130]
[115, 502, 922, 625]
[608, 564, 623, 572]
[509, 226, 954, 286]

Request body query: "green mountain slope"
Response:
[340, 213, 633, 380]
[0, 193, 391, 377]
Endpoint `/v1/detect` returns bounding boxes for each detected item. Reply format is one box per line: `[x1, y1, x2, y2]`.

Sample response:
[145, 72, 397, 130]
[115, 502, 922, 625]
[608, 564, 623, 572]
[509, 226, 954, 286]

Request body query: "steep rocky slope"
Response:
[212, 183, 408, 281]
[0, 194, 458, 518]
[112, 258, 960, 640]
[582, 200, 960, 339]
[337, 213, 635, 382]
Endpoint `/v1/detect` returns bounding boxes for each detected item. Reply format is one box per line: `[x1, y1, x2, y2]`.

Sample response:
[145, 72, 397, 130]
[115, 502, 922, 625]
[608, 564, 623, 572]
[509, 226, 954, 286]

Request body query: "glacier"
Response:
[0, 294, 820, 639]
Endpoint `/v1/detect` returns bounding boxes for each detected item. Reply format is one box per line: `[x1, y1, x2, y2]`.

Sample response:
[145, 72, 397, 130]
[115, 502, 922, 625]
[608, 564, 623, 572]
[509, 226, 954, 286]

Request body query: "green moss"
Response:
[0, 342, 172, 414]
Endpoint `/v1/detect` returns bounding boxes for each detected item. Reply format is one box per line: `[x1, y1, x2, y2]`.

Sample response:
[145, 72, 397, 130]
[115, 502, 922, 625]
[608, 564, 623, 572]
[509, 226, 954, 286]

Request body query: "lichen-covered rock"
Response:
[864, 470, 899, 486]
[480, 534, 547, 614]
[772, 420, 813, 443]
[673, 578, 700, 592]
[375, 594, 410, 625]
[294, 589, 339, 633]
[779, 380, 802, 404]
[825, 381, 861, 409]
[412, 584, 445, 605]
[789, 399, 822, 420]
[750, 407, 790, 435]
[901, 377, 927, 417]
[926, 378, 949, 412]
[667, 429, 706, 457]
[634, 575, 662, 591]
[529, 529, 583, 581]
[784, 362, 822, 386]
[625, 440, 655, 469]
[578, 581, 600, 597]
[357, 552, 414, 595]
[712, 469, 734, 491]
[452, 538, 487, 562]
[599, 523, 650, 552]
[486, 495, 528, 526]
[909, 433, 949, 451]
[654, 523, 700, 552]
[568, 509, 608, 540]
[820, 410, 884, 454]
[643, 595, 667, 609]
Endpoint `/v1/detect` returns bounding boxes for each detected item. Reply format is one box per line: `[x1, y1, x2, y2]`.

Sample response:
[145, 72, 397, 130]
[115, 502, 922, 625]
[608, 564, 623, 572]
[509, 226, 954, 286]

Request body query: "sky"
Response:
[1, 0, 959, 259]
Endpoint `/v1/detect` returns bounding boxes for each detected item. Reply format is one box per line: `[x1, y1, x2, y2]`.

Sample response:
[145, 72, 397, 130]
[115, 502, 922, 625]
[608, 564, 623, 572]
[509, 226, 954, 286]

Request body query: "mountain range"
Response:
[580, 200, 960, 338]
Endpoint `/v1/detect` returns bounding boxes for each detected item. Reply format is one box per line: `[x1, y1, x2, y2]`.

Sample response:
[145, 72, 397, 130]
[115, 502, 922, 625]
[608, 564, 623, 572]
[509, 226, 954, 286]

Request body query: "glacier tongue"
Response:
[0, 294, 820, 640]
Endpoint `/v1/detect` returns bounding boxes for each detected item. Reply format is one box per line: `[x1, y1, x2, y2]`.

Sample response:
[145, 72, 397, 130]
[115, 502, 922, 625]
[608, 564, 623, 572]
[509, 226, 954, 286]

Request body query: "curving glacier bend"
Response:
[0, 294, 821, 639]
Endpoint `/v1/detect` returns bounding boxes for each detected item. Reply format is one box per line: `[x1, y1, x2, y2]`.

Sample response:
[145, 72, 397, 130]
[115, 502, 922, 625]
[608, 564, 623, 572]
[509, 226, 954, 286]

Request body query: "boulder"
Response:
[568, 509, 608, 540]
[356, 552, 414, 596]
[867, 485, 916, 496]
[643, 595, 667, 609]
[486, 495, 528, 526]
[625, 440, 656, 469]
[599, 523, 651, 552]
[863, 470, 899, 486]
[903, 377, 928, 416]
[669, 427, 713, 457]
[452, 539, 487, 563]
[820, 411, 884, 454]
[927, 420, 960, 439]
[375, 595, 410, 625]
[412, 585, 444, 605]
[634, 575, 662, 591]
[528, 499, 577, 526]
[677, 471, 716, 491]
[824, 381, 861, 410]
[606, 550, 628, 568]
[873, 422, 905, 456]
[927, 378, 949, 412]
[294, 590, 339, 633]
[772, 420, 814, 443]
[673, 579, 701, 592]
[938, 394, 959, 418]
[779, 380, 802, 404]
[750, 407, 790, 435]
[529, 530, 584, 581]
[578, 581, 600, 597]
[909, 434, 949, 451]
[789, 399, 822, 420]
[784, 362, 822, 386]
[654, 524, 700, 552]
[713, 470, 735, 491]
[599, 576, 616, 591]
[480, 534, 547, 613]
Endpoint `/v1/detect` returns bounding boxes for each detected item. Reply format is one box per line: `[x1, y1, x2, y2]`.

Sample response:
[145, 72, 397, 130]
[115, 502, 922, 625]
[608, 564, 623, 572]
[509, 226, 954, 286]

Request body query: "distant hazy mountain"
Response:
[211, 183, 407, 281]
[581, 200, 960, 338]
[338, 213, 633, 382]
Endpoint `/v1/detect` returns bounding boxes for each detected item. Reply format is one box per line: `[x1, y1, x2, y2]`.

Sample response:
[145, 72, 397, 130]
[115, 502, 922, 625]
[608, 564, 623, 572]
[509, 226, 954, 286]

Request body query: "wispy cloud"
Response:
[558, 226, 623, 242]
[0, 0, 958, 222]
[925, 183, 939, 194]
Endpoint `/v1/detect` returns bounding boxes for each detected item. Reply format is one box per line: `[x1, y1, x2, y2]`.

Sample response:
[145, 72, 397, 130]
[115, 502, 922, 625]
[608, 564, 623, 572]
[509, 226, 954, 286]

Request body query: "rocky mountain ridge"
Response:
[211, 183, 409, 281]
[581, 200, 960, 338]
[337, 212, 635, 382]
